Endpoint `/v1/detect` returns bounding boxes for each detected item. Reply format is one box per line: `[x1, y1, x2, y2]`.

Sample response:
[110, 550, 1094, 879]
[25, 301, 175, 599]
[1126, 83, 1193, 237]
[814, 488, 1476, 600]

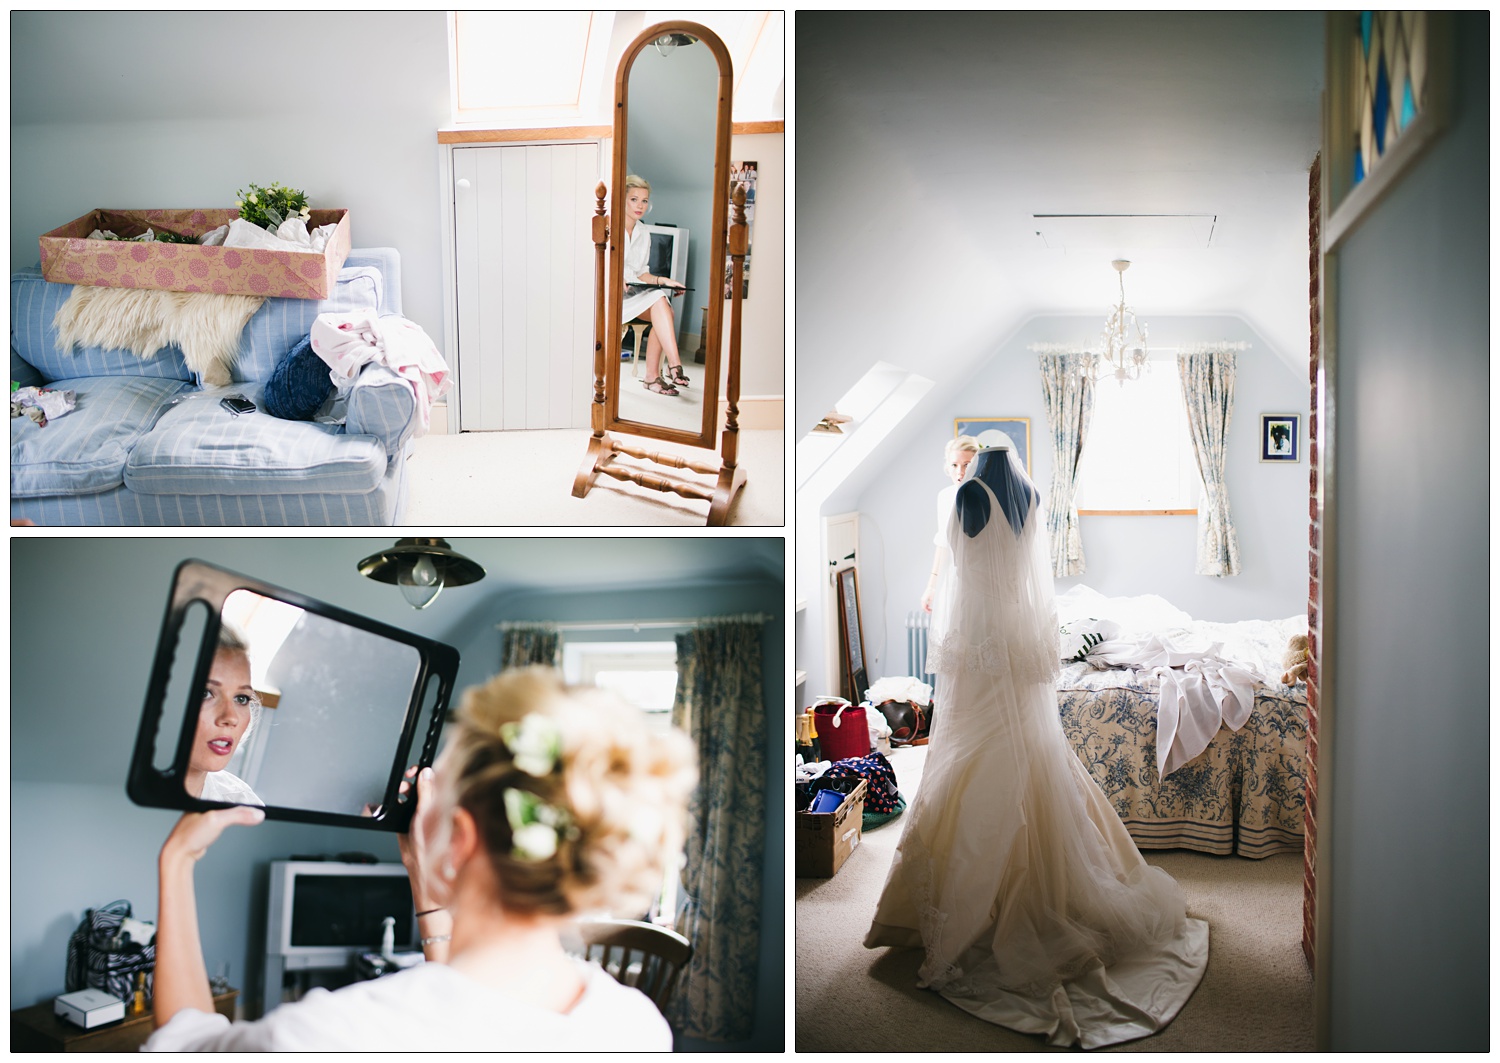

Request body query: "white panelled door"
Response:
[454, 143, 598, 431]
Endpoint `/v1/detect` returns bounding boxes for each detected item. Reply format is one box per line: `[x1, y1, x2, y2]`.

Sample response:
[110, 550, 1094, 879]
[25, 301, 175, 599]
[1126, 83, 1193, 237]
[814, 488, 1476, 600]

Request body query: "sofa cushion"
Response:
[11, 375, 189, 497]
[11, 268, 193, 382]
[233, 266, 383, 383]
[123, 383, 387, 496]
[10, 264, 383, 385]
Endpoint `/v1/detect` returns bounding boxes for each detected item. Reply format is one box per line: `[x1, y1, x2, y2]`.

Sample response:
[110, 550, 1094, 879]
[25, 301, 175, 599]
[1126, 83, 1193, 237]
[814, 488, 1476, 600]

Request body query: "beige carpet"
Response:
[796, 744, 1314, 1052]
[403, 427, 783, 526]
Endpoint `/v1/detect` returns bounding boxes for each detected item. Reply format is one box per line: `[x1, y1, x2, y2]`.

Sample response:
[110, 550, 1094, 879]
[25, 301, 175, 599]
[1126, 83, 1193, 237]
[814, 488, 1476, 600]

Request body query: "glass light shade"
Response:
[398, 555, 443, 610]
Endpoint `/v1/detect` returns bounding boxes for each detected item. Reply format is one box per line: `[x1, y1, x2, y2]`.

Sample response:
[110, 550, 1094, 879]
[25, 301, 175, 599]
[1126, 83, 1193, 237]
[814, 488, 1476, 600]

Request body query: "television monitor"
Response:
[262, 861, 416, 1013]
[641, 223, 689, 321]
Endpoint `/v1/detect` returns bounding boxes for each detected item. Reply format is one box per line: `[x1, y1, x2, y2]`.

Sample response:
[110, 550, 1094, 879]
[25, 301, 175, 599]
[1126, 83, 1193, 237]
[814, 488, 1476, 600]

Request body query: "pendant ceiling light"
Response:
[1098, 259, 1150, 382]
[357, 538, 486, 610]
[653, 32, 696, 57]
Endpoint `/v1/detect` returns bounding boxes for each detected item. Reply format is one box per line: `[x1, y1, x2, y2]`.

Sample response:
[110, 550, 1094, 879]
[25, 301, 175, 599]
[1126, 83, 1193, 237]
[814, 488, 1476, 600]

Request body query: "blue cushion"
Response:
[263, 335, 333, 420]
[11, 375, 189, 497]
[123, 383, 387, 497]
[10, 264, 383, 385]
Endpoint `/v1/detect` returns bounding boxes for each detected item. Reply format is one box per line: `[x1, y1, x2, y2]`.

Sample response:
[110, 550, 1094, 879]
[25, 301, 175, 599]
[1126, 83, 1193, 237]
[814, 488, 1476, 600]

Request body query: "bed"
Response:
[1053, 586, 1308, 859]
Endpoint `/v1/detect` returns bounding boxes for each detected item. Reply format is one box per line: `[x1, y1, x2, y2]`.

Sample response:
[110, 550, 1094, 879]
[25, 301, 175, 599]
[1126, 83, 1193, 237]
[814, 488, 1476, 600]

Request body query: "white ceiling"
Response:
[795, 10, 1324, 435]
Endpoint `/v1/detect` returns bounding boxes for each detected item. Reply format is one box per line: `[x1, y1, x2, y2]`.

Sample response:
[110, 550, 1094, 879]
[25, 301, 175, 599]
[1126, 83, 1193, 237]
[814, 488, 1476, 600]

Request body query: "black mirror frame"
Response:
[126, 559, 459, 833]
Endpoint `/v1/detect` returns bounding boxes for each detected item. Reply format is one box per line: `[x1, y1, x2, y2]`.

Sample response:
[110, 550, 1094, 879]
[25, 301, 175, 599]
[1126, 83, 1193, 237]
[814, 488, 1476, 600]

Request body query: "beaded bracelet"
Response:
[420, 934, 452, 947]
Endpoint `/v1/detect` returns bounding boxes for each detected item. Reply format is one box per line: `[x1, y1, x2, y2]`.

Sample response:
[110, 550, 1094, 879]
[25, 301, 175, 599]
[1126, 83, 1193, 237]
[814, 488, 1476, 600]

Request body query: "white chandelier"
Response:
[1098, 259, 1149, 382]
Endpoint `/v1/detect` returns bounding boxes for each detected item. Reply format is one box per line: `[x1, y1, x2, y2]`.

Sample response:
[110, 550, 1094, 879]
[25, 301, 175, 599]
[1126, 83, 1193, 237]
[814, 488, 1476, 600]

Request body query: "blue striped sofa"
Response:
[10, 248, 418, 525]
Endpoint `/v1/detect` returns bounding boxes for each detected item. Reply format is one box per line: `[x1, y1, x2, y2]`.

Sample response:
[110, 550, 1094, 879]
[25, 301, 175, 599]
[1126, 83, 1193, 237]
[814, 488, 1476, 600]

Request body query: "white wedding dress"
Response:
[864, 446, 1208, 1049]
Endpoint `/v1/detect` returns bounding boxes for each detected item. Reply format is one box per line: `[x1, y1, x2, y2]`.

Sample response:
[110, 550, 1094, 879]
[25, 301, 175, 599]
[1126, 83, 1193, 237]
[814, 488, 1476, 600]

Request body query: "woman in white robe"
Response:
[620, 174, 690, 395]
[865, 441, 1209, 1049]
[144, 667, 697, 1051]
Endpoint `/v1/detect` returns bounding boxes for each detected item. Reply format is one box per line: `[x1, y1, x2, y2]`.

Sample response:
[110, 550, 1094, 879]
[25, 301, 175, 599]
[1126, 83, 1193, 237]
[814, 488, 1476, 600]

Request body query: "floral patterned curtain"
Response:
[668, 618, 766, 1042]
[1178, 350, 1242, 576]
[1038, 352, 1098, 577]
[499, 624, 560, 669]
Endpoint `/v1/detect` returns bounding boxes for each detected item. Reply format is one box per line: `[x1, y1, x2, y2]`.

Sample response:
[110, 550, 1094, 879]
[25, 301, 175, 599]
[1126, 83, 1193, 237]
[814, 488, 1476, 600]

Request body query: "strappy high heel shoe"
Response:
[644, 376, 678, 396]
[666, 363, 690, 388]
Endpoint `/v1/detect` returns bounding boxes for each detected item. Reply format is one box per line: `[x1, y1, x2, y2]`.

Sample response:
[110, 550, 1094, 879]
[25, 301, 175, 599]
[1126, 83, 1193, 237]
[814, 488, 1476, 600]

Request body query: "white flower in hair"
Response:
[499, 714, 562, 777]
[503, 787, 571, 862]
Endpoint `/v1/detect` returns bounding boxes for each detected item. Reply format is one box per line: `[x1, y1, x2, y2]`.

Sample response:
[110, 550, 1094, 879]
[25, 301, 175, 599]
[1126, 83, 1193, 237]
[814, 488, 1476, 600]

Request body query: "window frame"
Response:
[1073, 356, 1201, 517]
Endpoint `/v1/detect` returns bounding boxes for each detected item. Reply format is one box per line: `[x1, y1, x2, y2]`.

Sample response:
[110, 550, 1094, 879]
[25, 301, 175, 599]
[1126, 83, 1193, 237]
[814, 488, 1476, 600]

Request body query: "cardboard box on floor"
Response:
[795, 778, 867, 878]
[38, 208, 351, 299]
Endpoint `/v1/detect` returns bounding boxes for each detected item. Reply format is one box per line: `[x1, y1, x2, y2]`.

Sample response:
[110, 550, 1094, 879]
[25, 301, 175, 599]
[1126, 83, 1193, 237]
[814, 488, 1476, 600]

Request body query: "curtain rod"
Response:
[1027, 341, 1252, 354]
[497, 613, 770, 633]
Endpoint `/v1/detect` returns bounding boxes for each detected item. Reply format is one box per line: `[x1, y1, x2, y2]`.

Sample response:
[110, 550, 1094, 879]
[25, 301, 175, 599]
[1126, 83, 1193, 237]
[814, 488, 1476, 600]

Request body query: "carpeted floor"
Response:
[402, 427, 783, 526]
[795, 744, 1314, 1052]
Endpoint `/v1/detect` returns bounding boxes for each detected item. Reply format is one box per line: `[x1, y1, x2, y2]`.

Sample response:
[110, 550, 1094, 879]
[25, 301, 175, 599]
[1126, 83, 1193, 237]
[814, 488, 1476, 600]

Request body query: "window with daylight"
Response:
[449, 11, 615, 126]
[1073, 359, 1200, 514]
[560, 638, 681, 924]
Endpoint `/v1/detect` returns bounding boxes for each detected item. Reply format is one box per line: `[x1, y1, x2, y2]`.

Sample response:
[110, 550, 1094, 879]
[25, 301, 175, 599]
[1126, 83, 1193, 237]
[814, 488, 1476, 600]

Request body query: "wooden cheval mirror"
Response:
[572, 21, 749, 525]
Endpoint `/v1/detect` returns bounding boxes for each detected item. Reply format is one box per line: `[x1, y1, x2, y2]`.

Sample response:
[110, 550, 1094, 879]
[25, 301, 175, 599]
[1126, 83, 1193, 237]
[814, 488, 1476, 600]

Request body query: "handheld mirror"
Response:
[128, 560, 459, 833]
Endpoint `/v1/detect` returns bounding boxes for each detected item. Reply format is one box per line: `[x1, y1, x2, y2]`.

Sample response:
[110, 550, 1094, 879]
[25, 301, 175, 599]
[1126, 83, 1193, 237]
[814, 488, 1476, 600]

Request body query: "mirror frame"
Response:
[603, 20, 733, 450]
[127, 560, 459, 833]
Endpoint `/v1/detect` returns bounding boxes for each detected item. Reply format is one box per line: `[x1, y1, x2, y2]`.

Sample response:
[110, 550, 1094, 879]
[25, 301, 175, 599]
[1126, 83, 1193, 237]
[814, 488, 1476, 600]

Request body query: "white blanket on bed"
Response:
[1056, 585, 1306, 779]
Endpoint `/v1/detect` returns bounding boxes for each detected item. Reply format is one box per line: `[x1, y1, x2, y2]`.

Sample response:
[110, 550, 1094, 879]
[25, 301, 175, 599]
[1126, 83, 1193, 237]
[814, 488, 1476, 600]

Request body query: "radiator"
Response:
[905, 611, 936, 688]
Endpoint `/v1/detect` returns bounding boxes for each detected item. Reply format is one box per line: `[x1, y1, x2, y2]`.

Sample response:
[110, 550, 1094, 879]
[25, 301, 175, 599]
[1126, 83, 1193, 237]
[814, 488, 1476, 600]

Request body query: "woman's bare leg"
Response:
[645, 328, 663, 381]
[646, 298, 683, 372]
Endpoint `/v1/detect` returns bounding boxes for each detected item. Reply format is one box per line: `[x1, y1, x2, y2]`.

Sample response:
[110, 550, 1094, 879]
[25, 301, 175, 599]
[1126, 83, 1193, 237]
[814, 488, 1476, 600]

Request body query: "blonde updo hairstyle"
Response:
[944, 435, 982, 469]
[443, 666, 696, 918]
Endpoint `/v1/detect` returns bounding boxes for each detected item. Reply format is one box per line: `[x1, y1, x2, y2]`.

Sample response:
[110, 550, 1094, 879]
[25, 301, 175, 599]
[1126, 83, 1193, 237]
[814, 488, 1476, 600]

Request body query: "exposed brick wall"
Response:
[1302, 152, 1322, 971]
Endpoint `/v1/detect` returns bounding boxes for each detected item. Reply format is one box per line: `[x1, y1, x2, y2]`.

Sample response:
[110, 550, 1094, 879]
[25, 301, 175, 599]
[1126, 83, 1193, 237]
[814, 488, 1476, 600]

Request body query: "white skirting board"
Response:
[432, 397, 780, 435]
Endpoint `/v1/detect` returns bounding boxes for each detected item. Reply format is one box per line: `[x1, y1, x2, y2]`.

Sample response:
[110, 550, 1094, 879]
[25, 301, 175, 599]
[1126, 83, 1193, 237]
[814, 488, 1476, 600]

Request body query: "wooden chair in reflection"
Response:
[622, 320, 651, 379]
[578, 918, 693, 1016]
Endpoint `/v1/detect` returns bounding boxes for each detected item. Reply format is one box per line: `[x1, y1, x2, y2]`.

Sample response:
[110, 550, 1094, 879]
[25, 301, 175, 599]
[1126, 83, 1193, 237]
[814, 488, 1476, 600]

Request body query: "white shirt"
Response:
[199, 770, 262, 806]
[142, 959, 672, 1052]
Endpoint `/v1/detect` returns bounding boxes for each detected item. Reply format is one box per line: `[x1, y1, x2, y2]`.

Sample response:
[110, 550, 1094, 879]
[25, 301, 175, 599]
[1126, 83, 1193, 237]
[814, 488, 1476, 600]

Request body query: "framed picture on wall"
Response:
[722, 160, 757, 300]
[1261, 414, 1300, 462]
[953, 417, 1031, 476]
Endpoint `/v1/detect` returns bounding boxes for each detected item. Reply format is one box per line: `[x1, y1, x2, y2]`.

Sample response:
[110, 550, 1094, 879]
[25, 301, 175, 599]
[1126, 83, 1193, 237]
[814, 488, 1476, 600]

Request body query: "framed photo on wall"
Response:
[953, 417, 1031, 476]
[1261, 414, 1301, 462]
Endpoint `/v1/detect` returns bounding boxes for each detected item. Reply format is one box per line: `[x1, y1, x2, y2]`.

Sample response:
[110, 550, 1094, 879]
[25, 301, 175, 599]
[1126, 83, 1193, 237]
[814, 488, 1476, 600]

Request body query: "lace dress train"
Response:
[864, 456, 1208, 1049]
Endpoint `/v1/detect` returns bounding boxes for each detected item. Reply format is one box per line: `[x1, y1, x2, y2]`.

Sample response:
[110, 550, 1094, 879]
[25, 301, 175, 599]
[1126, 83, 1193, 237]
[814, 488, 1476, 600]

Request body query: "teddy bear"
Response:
[1280, 633, 1310, 685]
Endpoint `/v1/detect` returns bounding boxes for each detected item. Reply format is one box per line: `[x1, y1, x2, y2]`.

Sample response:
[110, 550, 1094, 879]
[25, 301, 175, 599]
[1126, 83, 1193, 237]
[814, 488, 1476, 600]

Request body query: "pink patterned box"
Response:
[38, 208, 352, 299]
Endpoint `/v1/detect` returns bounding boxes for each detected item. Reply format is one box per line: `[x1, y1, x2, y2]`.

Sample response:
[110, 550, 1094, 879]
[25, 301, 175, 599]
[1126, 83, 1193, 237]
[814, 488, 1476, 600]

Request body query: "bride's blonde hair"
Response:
[444, 666, 696, 917]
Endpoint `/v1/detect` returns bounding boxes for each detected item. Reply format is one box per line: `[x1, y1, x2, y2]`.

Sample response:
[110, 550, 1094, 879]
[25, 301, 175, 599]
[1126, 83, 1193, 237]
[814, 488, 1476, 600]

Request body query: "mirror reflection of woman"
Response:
[145, 666, 697, 1051]
[620, 175, 690, 396]
[187, 627, 263, 807]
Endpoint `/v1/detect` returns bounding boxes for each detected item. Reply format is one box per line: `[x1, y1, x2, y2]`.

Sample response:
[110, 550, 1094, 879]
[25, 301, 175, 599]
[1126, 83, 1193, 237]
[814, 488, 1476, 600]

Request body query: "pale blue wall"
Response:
[1324, 12, 1488, 1051]
[11, 537, 785, 1053]
[829, 313, 1309, 693]
[10, 11, 451, 344]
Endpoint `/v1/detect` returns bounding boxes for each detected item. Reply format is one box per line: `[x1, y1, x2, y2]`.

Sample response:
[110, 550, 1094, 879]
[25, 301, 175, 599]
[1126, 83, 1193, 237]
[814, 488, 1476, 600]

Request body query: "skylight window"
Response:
[450, 11, 614, 126]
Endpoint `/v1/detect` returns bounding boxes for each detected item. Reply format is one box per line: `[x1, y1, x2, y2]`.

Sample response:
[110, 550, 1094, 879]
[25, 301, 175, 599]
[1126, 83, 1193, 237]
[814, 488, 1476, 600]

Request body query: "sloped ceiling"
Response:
[795, 11, 1324, 438]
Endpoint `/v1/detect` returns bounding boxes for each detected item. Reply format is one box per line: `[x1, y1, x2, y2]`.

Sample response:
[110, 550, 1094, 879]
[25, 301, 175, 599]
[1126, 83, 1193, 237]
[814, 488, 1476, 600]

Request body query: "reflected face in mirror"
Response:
[624, 185, 651, 227]
[186, 645, 260, 802]
[188, 589, 425, 816]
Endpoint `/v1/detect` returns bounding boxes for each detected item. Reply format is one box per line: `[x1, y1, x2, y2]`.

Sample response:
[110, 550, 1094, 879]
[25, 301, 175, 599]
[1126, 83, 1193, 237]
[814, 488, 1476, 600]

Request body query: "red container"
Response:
[811, 698, 872, 763]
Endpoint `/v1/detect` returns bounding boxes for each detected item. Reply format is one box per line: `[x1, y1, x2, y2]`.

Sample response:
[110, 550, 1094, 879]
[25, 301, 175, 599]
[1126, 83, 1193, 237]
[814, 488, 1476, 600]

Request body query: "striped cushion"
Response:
[124, 383, 387, 496]
[10, 265, 383, 385]
[11, 376, 189, 497]
[345, 366, 419, 454]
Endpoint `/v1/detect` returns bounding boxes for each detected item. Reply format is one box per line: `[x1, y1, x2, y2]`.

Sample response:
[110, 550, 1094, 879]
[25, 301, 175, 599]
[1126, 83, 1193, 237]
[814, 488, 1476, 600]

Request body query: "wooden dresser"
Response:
[11, 989, 237, 1052]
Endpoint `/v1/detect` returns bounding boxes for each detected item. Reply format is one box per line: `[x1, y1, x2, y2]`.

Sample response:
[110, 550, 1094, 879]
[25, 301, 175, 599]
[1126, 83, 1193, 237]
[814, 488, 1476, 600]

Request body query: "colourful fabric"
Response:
[1038, 352, 1097, 577]
[822, 752, 902, 814]
[670, 619, 766, 1042]
[1177, 350, 1241, 576]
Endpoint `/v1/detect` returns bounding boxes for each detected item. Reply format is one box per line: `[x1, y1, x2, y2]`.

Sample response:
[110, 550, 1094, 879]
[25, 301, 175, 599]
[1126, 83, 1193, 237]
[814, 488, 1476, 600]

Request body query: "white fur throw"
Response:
[53, 287, 265, 387]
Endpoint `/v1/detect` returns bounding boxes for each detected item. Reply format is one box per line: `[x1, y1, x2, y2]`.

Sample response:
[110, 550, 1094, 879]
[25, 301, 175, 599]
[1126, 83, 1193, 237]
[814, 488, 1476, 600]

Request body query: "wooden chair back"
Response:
[577, 918, 693, 1016]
